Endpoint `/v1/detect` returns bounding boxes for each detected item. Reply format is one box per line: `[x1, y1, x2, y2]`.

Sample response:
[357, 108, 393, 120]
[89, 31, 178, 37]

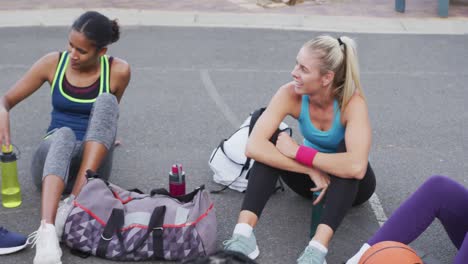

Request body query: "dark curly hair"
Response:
[72, 11, 120, 49]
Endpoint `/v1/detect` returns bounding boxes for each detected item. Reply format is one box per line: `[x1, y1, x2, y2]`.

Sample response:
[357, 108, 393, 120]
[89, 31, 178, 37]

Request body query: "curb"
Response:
[0, 8, 467, 34]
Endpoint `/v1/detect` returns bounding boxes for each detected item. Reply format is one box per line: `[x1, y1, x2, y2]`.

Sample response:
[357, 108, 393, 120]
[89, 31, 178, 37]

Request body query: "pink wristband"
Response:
[295, 145, 318, 167]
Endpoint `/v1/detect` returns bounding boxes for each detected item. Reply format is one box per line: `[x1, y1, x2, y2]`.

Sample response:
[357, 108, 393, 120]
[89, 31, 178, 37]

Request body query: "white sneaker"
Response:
[28, 220, 62, 264]
[346, 243, 370, 264]
[55, 194, 74, 240]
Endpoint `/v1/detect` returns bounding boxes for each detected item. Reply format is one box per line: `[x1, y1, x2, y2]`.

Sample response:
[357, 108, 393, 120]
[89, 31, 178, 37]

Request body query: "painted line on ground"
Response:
[369, 193, 388, 226]
[200, 69, 240, 128]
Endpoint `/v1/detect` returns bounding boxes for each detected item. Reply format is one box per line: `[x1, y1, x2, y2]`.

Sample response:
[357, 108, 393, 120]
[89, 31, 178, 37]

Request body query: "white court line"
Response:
[200, 69, 240, 128]
[369, 193, 387, 227]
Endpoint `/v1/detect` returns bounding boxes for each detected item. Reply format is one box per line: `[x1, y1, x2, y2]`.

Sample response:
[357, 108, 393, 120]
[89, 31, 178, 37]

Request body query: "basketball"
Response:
[358, 241, 423, 264]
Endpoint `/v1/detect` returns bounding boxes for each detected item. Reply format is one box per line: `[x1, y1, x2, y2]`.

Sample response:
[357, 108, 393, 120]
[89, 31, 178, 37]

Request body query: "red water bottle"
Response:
[169, 163, 186, 196]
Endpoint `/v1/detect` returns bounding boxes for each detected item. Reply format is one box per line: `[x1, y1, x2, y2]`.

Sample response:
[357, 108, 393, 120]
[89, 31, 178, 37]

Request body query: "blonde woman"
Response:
[223, 35, 376, 264]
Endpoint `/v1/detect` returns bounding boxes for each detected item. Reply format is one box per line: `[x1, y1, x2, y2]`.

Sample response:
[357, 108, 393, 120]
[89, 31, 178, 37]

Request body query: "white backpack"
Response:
[208, 108, 291, 193]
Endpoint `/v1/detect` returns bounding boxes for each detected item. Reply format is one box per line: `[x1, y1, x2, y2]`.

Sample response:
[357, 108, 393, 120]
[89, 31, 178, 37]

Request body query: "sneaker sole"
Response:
[33, 256, 62, 264]
[248, 246, 260, 260]
[0, 243, 27, 255]
[34, 260, 62, 264]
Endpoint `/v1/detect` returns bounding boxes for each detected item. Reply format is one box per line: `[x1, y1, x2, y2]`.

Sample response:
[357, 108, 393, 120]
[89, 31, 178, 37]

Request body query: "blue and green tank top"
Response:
[47, 51, 111, 140]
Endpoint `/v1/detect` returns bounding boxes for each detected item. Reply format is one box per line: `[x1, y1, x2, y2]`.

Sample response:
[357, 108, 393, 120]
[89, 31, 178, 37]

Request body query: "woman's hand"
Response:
[307, 168, 330, 205]
[0, 110, 11, 147]
[276, 131, 300, 159]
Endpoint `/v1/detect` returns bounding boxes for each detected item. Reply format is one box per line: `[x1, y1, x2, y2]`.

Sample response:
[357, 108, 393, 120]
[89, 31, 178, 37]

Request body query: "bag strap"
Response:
[244, 107, 266, 174]
[115, 206, 166, 258]
[69, 248, 91, 259]
[127, 188, 144, 194]
[210, 166, 246, 194]
[96, 206, 167, 259]
[218, 139, 246, 166]
[212, 107, 289, 194]
[85, 169, 110, 186]
[96, 208, 124, 258]
[211, 107, 266, 194]
[150, 185, 204, 203]
[151, 206, 166, 260]
[248, 107, 266, 135]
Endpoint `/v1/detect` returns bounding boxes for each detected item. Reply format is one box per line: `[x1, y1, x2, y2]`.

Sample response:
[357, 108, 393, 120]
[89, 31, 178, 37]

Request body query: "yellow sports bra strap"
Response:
[105, 55, 110, 93]
[99, 55, 110, 94]
[50, 52, 68, 94]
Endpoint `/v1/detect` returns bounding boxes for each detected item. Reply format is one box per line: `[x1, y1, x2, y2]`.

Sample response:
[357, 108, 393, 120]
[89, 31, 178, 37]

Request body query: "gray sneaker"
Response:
[223, 233, 260, 260]
[297, 244, 327, 264]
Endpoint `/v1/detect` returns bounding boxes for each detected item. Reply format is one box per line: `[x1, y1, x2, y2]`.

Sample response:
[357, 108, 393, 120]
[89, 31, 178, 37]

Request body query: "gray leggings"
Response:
[31, 93, 119, 193]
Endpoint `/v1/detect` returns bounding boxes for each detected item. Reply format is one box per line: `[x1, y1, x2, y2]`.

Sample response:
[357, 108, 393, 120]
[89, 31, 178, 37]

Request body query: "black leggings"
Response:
[241, 134, 376, 232]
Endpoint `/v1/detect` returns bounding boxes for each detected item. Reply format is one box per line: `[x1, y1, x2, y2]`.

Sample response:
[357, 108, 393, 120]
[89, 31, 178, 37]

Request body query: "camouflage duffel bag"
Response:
[62, 170, 217, 261]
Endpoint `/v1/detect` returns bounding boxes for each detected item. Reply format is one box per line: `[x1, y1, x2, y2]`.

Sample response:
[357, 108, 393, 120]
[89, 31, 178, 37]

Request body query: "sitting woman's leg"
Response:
[30, 94, 118, 264]
[37, 127, 76, 224]
[225, 127, 308, 259]
[314, 162, 375, 245]
[313, 141, 376, 247]
[240, 161, 287, 226]
[455, 232, 468, 264]
[30, 126, 76, 264]
[223, 161, 285, 259]
[347, 175, 468, 264]
[70, 93, 118, 196]
[368, 175, 468, 246]
[295, 146, 375, 264]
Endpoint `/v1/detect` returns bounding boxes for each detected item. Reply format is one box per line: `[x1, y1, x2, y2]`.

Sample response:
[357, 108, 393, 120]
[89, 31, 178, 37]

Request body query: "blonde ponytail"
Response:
[304, 35, 365, 112]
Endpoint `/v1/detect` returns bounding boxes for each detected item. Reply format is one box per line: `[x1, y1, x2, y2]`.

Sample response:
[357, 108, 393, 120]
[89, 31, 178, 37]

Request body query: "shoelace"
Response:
[26, 230, 40, 248]
[298, 246, 323, 263]
[222, 236, 243, 249]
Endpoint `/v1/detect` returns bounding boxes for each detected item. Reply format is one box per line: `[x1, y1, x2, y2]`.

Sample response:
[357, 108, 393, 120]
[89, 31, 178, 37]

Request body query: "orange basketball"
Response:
[358, 241, 423, 264]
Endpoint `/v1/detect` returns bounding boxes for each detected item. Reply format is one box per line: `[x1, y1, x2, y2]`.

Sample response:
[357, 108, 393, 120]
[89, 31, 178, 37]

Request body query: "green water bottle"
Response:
[1, 144, 22, 208]
[310, 191, 324, 239]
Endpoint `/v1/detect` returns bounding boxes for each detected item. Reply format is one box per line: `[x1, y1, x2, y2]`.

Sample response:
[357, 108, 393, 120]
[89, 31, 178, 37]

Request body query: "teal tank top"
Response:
[298, 96, 345, 153]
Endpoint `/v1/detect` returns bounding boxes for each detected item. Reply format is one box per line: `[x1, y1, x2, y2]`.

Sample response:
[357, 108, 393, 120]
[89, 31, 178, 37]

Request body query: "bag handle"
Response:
[96, 206, 167, 259]
[150, 185, 205, 203]
[218, 139, 246, 166]
[96, 208, 125, 258]
[243, 107, 266, 173]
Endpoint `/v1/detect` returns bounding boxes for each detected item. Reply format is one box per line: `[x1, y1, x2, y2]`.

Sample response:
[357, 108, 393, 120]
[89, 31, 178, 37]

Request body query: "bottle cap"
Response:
[2, 144, 13, 154]
[171, 164, 179, 175]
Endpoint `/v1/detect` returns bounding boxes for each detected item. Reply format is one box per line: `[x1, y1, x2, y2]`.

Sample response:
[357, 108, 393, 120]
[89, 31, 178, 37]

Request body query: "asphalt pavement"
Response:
[0, 18, 466, 264]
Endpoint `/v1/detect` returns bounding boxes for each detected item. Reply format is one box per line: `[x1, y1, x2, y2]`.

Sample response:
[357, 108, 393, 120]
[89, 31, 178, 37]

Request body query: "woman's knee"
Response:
[53, 127, 76, 142]
[422, 175, 454, 195]
[95, 93, 118, 109]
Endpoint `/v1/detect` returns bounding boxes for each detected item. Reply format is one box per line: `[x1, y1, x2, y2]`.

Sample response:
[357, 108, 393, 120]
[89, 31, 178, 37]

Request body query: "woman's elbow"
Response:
[245, 138, 263, 159]
[350, 162, 368, 180]
[245, 143, 256, 159]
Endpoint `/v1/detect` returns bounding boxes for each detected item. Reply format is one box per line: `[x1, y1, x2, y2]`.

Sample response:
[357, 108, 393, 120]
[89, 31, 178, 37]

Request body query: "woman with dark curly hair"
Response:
[0, 11, 131, 264]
